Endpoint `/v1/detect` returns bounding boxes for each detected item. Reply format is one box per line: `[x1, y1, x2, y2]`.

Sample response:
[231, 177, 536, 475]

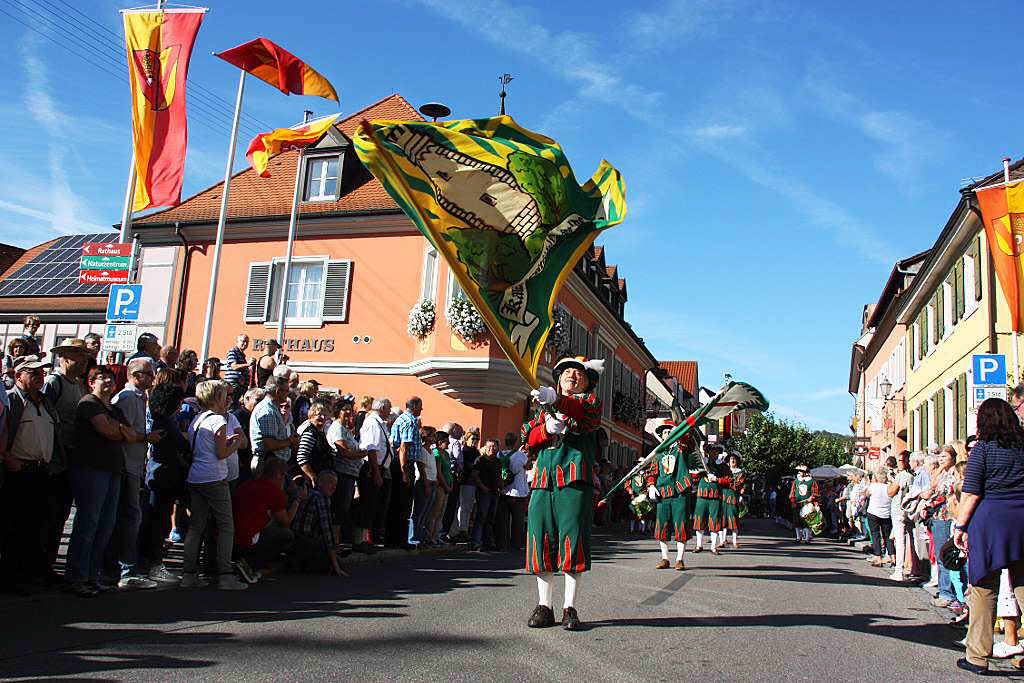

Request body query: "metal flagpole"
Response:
[199, 69, 245, 362]
[274, 110, 313, 345]
[119, 156, 136, 244]
[1003, 156, 1022, 385]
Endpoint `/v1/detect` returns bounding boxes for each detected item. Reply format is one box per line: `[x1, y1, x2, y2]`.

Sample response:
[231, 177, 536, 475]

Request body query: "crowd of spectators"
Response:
[2, 325, 642, 597]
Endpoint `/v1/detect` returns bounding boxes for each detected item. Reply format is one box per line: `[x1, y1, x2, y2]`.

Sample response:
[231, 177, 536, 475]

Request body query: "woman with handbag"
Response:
[952, 398, 1024, 675]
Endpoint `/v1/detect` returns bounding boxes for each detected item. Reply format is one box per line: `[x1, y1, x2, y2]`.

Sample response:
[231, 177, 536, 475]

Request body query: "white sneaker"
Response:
[218, 575, 249, 591]
[118, 575, 158, 590]
[993, 642, 1024, 659]
[888, 572, 904, 582]
[925, 579, 939, 587]
[147, 565, 180, 584]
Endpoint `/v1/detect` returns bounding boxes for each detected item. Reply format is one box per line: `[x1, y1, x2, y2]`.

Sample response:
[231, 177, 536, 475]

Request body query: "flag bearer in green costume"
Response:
[789, 463, 819, 544]
[691, 446, 733, 555]
[522, 356, 603, 632]
[647, 420, 702, 570]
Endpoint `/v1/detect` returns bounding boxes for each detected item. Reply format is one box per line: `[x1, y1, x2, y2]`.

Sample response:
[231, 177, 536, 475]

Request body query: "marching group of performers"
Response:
[630, 422, 747, 569]
[518, 355, 750, 632]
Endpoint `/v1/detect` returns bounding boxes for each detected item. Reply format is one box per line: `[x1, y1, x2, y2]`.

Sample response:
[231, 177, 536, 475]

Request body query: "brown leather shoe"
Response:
[562, 607, 582, 631]
[528, 604, 555, 628]
[674, 559, 685, 570]
[655, 559, 670, 569]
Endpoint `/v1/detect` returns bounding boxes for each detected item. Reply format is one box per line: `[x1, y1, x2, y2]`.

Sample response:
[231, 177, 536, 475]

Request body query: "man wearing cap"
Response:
[41, 339, 89, 574]
[522, 356, 603, 631]
[0, 355, 62, 593]
[647, 421, 701, 570]
[790, 463, 819, 544]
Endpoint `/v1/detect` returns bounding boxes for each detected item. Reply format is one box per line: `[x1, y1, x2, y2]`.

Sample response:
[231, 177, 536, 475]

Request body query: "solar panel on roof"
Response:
[0, 232, 120, 298]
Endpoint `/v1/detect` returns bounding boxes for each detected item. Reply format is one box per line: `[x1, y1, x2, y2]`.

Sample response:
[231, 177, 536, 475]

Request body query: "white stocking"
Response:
[719, 529, 727, 546]
[731, 531, 738, 546]
[675, 542, 685, 563]
[710, 532, 719, 551]
[695, 531, 704, 548]
[659, 541, 670, 560]
[536, 574, 553, 608]
[564, 572, 580, 609]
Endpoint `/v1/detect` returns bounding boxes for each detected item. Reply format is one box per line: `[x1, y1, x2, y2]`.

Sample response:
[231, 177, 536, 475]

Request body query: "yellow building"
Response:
[898, 162, 1024, 451]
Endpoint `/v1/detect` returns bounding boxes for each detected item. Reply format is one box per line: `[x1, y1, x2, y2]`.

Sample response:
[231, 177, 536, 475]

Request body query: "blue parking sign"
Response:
[106, 284, 142, 321]
[973, 354, 1007, 386]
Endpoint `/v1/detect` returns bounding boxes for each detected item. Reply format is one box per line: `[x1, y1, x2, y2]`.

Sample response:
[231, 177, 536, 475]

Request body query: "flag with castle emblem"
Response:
[352, 116, 627, 388]
[123, 9, 204, 212]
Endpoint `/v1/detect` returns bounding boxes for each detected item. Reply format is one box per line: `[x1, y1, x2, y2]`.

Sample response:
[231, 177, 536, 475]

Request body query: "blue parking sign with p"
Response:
[106, 284, 142, 321]
[973, 354, 1006, 386]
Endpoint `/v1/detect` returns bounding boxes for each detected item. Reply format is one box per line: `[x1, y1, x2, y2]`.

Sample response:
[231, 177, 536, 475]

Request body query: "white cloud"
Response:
[628, 0, 730, 50]
[692, 124, 747, 141]
[771, 403, 848, 433]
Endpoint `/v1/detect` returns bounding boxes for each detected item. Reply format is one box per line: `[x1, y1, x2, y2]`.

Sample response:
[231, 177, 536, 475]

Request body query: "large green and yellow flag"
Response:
[352, 116, 627, 388]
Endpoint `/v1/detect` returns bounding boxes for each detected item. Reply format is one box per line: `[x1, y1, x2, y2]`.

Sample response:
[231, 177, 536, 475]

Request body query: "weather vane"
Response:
[499, 73, 513, 115]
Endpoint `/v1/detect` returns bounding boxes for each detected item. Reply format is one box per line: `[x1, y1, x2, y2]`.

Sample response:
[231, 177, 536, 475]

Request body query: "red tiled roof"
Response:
[135, 94, 425, 226]
[660, 361, 698, 396]
[0, 239, 57, 280]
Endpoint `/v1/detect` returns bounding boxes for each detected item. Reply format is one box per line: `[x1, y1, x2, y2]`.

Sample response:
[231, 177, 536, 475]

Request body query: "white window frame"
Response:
[927, 397, 936, 448]
[302, 154, 341, 202]
[964, 251, 979, 318]
[265, 256, 328, 328]
[913, 408, 920, 450]
[910, 323, 918, 369]
[943, 280, 953, 336]
[926, 304, 935, 355]
[446, 269, 468, 307]
[944, 382, 955, 445]
[420, 247, 439, 302]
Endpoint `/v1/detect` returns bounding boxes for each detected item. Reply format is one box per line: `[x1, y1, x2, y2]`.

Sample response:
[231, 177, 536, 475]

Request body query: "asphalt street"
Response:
[0, 519, 1017, 682]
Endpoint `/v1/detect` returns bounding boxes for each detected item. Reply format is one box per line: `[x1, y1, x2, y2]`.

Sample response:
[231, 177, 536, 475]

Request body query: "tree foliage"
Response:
[729, 412, 851, 484]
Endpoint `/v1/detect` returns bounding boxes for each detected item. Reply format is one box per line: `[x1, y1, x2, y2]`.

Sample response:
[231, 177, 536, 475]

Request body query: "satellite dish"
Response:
[419, 102, 451, 121]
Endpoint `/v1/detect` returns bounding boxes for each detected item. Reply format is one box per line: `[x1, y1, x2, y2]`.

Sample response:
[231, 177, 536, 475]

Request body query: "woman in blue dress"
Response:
[953, 398, 1024, 675]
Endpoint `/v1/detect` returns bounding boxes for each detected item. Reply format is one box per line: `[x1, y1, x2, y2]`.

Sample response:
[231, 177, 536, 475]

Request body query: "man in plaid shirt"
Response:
[291, 470, 347, 576]
[391, 397, 423, 546]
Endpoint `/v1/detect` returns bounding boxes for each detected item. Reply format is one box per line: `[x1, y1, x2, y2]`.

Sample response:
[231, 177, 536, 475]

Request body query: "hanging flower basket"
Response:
[446, 296, 487, 341]
[407, 299, 436, 339]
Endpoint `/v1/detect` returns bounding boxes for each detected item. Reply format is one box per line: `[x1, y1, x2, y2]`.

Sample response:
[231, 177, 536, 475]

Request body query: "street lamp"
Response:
[880, 377, 892, 399]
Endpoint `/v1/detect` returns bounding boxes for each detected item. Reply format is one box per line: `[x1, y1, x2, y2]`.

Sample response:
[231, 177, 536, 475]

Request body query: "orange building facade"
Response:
[131, 95, 664, 466]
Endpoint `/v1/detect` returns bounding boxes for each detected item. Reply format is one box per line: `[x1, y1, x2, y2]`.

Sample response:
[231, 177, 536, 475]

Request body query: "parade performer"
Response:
[647, 420, 701, 570]
[624, 454, 655, 534]
[719, 453, 746, 550]
[522, 356, 603, 631]
[692, 447, 732, 554]
[789, 464, 820, 543]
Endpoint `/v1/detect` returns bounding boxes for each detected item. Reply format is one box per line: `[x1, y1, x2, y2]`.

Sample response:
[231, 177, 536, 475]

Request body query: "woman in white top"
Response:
[866, 469, 895, 567]
[182, 380, 247, 590]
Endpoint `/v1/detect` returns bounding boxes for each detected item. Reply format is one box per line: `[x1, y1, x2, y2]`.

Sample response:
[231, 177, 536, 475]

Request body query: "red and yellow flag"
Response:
[215, 38, 338, 101]
[977, 180, 1024, 331]
[246, 114, 340, 177]
[123, 9, 204, 212]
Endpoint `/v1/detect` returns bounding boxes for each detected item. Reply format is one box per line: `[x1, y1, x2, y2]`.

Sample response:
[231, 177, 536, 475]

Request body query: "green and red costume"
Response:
[522, 391, 601, 574]
[720, 471, 745, 531]
[692, 471, 733, 533]
[648, 443, 701, 542]
[789, 475, 819, 528]
[624, 462, 656, 521]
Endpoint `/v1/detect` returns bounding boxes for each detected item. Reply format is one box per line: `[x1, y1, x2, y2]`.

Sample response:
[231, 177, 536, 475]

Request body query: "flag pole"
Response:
[199, 69, 245, 362]
[275, 143, 307, 345]
[119, 155, 136, 244]
[1005, 157, 1021, 385]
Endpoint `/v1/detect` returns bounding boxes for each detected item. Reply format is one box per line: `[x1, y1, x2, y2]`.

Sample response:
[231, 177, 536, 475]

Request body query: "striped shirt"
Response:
[964, 439, 1024, 500]
[223, 346, 249, 389]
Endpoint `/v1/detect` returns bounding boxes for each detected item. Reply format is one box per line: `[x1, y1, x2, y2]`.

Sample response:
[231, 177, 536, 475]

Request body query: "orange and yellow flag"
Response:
[977, 180, 1024, 331]
[123, 9, 204, 212]
[215, 38, 337, 102]
[246, 114, 340, 178]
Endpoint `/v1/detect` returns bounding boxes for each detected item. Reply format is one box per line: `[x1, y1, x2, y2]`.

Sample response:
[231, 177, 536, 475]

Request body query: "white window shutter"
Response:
[322, 259, 352, 321]
[244, 263, 271, 322]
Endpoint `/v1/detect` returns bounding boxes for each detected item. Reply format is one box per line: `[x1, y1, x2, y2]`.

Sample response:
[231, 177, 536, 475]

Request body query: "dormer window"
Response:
[304, 155, 340, 201]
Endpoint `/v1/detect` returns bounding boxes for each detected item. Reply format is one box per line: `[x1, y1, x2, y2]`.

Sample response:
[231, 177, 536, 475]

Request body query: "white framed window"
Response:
[303, 155, 339, 201]
[913, 408, 920, 450]
[926, 304, 935, 353]
[244, 257, 352, 326]
[944, 382, 955, 445]
[910, 324, 918, 369]
[446, 269, 468, 305]
[420, 247, 439, 302]
[927, 397, 936, 448]
[964, 251, 979, 318]
[943, 281, 953, 337]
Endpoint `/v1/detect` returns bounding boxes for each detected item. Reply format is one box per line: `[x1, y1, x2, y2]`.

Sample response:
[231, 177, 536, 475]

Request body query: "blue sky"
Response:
[2, 0, 1024, 433]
